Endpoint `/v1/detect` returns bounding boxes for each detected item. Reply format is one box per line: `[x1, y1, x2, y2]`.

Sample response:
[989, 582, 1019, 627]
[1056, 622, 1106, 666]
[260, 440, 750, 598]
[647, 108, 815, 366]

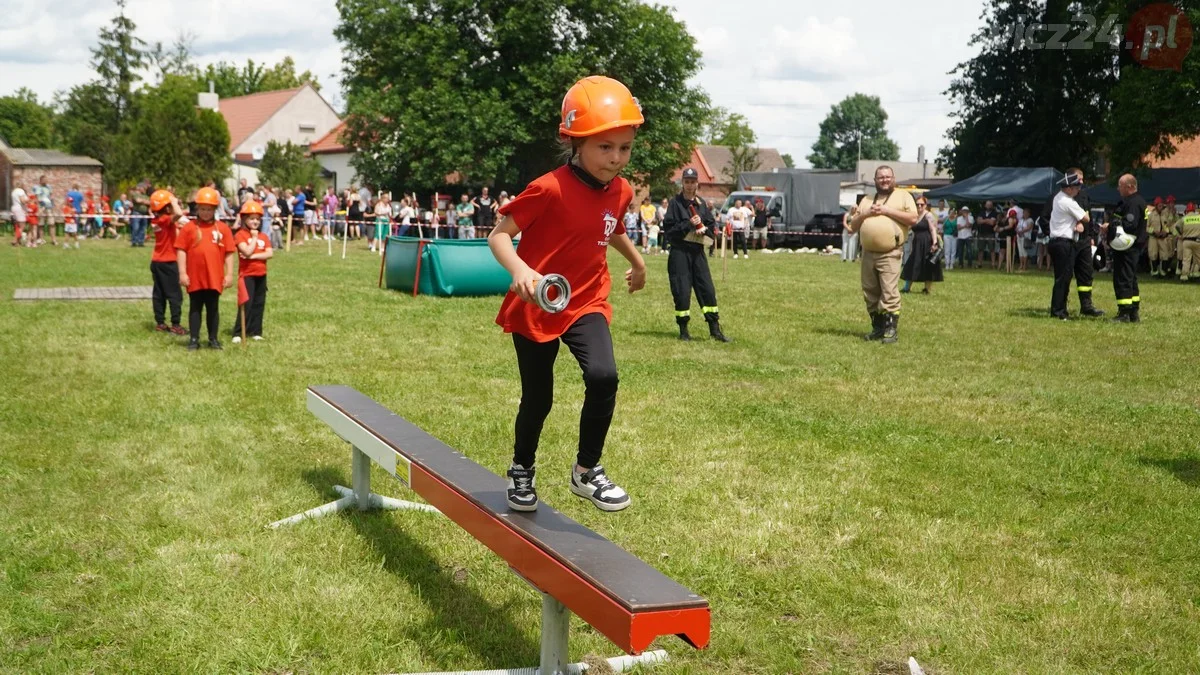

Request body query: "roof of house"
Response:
[674, 145, 789, 183]
[0, 147, 102, 167]
[310, 121, 348, 154]
[217, 87, 307, 151]
[1147, 136, 1200, 168]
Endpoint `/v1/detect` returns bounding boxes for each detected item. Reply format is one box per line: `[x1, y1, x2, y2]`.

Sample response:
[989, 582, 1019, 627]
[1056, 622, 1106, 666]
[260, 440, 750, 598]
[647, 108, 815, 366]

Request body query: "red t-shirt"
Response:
[151, 214, 179, 263]
[26, 200, 38, 225]
[495, 165, 632, 342]
[61, 206, 75, 223]
[84, 200, 96, 215]
[175, 220, 235, 293]
[235, 229, 271, 277]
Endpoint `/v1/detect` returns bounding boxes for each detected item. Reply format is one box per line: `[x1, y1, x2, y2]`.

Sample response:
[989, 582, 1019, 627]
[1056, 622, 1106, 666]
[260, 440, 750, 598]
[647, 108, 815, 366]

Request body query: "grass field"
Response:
[2, 238, 1199, 674]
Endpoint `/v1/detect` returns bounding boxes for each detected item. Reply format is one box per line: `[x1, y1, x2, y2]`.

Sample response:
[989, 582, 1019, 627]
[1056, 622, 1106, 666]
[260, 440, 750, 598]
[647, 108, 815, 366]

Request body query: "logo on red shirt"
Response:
[598, 211, 618, 246]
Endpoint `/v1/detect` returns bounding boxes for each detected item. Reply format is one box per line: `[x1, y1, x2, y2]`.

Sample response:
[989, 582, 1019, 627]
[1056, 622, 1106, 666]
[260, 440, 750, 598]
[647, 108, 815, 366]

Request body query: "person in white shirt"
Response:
[956, 206, 974, 269]
[727, 199, 750, 258]
[1047, 172, 1092, 320]
[1015, 207, 1034, 272]
[10, 187, 28, 246]
[397, 196, 416, 237]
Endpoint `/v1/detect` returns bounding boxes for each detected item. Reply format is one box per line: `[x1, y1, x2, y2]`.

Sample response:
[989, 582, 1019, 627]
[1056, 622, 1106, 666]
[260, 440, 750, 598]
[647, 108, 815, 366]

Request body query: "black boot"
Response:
[705, 313, 731, 342]
[882, 313, 899, 344]
[1131, 300, 1141, 323]
[1079, 291, 1105, 317]
[676, 316, 691, 341]
[863, 312, 885, 341]
[1111, 305, 1133, 323]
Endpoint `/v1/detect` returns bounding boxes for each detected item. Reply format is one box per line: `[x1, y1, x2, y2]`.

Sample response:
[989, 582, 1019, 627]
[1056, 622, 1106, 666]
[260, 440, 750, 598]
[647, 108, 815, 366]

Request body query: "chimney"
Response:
[197, 80, 219, 112]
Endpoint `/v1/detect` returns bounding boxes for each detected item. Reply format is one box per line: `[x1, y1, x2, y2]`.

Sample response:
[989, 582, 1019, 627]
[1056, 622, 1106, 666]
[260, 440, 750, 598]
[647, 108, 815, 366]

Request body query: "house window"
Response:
[299, 123, 317, 133]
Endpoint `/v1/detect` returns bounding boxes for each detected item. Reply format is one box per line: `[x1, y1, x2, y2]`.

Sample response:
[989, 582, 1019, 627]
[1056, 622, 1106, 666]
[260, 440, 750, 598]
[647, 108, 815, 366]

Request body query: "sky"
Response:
[0, 0, 985, 168]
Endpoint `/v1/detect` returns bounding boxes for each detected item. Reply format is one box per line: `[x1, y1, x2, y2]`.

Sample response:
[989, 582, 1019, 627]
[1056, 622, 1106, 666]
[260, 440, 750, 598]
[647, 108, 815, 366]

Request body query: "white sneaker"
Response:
[74, 242, 80, 249]
[252, 335, 264, 341]
[231, 336, 242, 344]
[506, 464, 538, 511]
[570, 465, 630, 512]
[63, 244, 70, 249]
[369, 245, 376, 252]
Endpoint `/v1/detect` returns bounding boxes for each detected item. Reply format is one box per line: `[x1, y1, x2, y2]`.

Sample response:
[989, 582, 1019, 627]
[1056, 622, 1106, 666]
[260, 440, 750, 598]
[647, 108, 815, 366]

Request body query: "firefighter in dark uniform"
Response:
[663, 168, 731, 342]
[1041, 167, 1105, 318]
[1105, 174, 1147, 323]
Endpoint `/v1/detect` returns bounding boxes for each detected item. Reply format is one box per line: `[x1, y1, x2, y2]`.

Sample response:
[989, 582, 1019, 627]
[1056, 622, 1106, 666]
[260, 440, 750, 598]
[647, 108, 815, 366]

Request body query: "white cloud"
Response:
[753, 18, 867, 82]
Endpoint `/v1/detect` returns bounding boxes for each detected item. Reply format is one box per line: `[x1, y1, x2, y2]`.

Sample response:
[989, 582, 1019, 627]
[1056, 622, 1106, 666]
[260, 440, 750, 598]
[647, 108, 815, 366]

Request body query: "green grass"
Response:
[2, 239, 1199, 674]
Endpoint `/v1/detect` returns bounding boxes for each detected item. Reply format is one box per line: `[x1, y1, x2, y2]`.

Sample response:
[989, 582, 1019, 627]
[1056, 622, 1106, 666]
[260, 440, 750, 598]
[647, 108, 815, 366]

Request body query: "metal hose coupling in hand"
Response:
[534, 274, 571, 313]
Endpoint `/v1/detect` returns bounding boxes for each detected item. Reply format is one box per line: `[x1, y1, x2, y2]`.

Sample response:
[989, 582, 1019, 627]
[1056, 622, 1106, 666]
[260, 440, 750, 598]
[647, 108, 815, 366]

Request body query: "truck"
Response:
[722, 169, 844, 249]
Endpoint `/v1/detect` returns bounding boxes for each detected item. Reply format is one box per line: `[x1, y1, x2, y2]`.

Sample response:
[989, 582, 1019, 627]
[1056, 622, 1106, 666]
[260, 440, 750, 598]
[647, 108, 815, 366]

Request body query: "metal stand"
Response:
[268, 445, 440, 529]
[393, 596, 668, 674]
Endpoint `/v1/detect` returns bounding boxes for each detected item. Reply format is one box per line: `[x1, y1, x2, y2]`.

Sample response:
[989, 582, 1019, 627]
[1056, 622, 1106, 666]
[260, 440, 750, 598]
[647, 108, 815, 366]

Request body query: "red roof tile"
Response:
[217, 87, 305, 151]
[310, 121, 348, 154]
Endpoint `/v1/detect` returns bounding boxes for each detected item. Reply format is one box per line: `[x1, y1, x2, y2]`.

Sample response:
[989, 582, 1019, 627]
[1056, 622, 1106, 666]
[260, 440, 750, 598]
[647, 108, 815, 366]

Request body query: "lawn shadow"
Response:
[1138, 457, 1200, 487]
[811, 326, 867, 339]
[1007, 307, 1053, 319]
[626, 329, 683, 340]
[300, 467, 536, 669]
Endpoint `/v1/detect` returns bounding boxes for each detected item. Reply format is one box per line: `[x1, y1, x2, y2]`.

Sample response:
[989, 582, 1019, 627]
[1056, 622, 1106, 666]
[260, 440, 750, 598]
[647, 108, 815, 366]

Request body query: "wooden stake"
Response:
[285, 215, 293, 252]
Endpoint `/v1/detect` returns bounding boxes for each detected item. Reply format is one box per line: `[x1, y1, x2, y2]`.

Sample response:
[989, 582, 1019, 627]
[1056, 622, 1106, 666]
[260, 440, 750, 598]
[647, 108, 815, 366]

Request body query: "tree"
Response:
[55, 83, 116, 161]
[0, 89, 56, 148]
[149, 33, 198, 84]
[195, 57, 321, 99]
[107, 75, 230, 189]
[90, 0, 147, 130]
[336, 0, 709, 191]
[1103, 2, 1200, 169]
[781, 153, 795, 168]
[704, 108, 762, 182]
[807, 94, 899, 171]
[938, 0, 1117, 179]
[257, 140, 324, 191]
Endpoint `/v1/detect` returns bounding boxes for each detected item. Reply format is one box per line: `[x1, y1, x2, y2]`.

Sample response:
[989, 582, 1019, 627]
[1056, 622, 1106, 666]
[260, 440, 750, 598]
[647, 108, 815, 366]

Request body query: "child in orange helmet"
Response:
[25, 194, 39, 246]
[149, 189, 188, 334]
[98, 194, 120, 240]
[231, 200, 273, 343]
[176, 186, 235, 350]
[487, 76, 647, 513]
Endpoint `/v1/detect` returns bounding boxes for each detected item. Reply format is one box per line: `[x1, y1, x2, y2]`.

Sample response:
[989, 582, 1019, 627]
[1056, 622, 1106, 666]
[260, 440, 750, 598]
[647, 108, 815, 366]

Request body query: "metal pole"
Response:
[539, 594, 570, 675]
[352, 445, 371, 511]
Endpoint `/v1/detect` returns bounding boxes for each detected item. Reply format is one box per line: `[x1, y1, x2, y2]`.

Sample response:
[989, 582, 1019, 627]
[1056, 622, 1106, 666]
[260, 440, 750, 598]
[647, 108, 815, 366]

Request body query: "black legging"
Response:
[512, 313, 618, 471]
[188, 289, 220, 342]
[150, 261, 183, 326]
[231, 275, 268, 337]
[732, 230, 747, 255]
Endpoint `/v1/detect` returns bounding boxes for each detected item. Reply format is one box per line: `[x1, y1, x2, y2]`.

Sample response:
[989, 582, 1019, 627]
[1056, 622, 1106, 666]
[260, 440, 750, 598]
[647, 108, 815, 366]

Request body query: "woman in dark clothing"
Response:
[901, 196, 944, 294]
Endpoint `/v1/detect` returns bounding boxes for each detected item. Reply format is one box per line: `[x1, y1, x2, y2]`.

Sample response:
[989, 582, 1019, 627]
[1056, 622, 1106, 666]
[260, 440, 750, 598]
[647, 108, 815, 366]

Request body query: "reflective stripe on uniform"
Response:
[1117, 298, 1134, 305]
[701, 306, 718, 313]
[1077, 286, 1092, 292]
[1132, 296, 1141, 302]
[675, 310, 690, 317]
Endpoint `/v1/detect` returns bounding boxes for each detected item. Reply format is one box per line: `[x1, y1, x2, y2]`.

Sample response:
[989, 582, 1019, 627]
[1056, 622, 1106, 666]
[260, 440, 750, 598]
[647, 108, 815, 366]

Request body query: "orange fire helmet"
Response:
[194, 187, 220, 207]
[149, 189, 174, 213]
[239, 200, 264, 216]
[559, 76, 644, 138]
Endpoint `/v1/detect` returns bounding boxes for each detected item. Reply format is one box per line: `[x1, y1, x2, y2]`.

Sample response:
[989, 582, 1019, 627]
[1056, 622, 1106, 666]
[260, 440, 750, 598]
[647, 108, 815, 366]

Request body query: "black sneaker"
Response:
[570, 465, 630, 512]
[506, 464, 538, 512]
[208, 339, 223, 350]
[187, 340, 200, 351]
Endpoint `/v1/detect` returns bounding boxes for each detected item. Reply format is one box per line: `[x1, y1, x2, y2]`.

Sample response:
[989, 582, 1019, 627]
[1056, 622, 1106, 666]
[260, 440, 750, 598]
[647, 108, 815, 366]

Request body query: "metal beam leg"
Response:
[268, 445, 440, 528]
[540, 595, 570, 675]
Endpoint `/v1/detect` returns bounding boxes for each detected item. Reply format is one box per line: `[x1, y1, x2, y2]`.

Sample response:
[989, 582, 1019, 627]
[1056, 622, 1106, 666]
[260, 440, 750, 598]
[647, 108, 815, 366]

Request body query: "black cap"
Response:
[682, 168, 699, 180]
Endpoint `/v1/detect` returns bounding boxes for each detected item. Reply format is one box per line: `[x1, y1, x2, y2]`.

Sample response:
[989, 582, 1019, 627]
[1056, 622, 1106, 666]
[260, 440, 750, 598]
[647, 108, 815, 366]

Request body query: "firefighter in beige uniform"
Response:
[1147, 197, 1173, 277]
[847, 166, 920, 344]
[1176, 202, 1200, 281]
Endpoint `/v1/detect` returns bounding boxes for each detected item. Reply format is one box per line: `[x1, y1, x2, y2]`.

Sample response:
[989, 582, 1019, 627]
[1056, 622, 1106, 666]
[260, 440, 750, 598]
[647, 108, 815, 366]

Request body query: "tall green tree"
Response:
[781, 153, 795, 168]
[195, 57, 322, 99]
[939, 0, 1118, 179]
[107, 76, 230, 189]
[257, 140, 324, 191]
[1103, 2, 1200, 169]
[807, 94, 899, 171]
[0, 89, 56, 148]
[55, 83, 116, 161]
[90, 0, 147, 130]
[336, 0, 709, 191]
[704, 108, 762, 182]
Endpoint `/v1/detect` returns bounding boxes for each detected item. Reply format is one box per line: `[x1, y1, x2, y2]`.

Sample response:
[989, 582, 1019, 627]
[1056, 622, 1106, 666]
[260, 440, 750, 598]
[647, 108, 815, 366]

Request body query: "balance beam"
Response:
[272, 385, 710, 675]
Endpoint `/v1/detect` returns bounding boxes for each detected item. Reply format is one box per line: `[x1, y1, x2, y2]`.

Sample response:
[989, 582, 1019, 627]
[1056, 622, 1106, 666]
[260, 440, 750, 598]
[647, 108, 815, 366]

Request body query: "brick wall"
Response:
[4, 166, 103, 216]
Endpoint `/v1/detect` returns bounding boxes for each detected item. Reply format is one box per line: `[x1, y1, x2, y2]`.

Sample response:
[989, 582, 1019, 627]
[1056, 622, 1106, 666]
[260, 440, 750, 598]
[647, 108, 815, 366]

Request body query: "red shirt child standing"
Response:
[149, 189, 188, 334]
[487, 75, 647, 514]
[231, 200, 273, 343]
[175, 187, 234, 350]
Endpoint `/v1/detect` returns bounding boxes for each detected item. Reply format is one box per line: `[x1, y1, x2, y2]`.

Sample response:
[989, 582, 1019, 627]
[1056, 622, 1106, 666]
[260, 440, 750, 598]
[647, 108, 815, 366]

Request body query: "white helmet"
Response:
[1110, 225, 1135, 251]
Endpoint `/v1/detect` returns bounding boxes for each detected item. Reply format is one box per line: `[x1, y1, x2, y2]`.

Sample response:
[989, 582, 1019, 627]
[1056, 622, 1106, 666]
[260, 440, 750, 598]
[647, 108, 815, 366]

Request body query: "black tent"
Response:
[924, 167, 1065, 203]
[1085, 168, 1200, 205]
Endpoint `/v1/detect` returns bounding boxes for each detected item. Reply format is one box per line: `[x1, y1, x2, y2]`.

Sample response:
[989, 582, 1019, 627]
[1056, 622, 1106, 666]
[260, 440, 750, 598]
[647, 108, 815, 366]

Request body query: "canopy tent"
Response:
[924, 167, 1065, 204]
[1085, 168, 1200, 206]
